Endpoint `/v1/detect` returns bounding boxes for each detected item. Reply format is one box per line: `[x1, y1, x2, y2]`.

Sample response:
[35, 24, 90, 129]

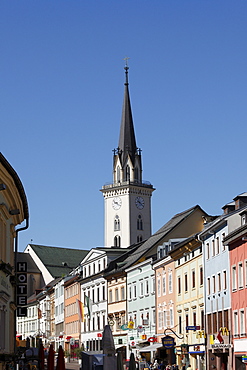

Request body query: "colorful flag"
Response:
[76, 299, 84, 322]
[38, 308, 42, 319]
[85, 295, 93, 319]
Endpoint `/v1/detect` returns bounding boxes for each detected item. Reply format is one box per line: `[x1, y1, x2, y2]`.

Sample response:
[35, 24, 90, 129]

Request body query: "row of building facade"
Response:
[14, 192, 247, 370]
[1, 67, 247, 370]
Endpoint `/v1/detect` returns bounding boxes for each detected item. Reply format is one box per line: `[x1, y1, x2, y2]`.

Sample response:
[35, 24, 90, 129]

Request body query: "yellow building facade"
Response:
[0, 153, 29, 369]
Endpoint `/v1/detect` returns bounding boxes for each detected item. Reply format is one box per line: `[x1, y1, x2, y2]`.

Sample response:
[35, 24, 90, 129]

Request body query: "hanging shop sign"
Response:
[148, 337, 157, 343]
[128, 321, 134, 329]
[121, 324, 129, 330]
[162, 335, 175, 349]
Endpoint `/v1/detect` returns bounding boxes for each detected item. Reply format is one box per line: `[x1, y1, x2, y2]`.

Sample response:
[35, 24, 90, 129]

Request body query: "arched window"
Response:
[125, 165, 130, 181]
[117, 166, 120, 182]
[114, 215, 120, 231]
[137, 215, 143, 230]
[114, 235, 121, 247]
[137, 235, 143, 243]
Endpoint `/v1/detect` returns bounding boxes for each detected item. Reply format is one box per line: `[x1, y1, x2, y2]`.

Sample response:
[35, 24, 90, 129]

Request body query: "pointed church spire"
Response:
[118, 62, 137, 166]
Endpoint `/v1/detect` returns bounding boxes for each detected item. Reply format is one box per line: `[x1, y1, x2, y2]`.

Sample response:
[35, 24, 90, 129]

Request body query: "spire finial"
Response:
[123, 56, 130, 85]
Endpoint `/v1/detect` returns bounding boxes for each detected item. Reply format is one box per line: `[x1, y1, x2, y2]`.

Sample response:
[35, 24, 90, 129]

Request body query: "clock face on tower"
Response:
[112, 197, 122, 210]
[135, 196, 145, 209]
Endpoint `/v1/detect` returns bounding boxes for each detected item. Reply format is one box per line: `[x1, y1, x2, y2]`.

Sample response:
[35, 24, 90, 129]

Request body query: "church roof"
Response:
[118, 66, 137, 166]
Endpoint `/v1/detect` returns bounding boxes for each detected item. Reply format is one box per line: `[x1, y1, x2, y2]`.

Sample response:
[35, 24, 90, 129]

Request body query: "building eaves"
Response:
[0, 152, 29, 219]
[223, 223, 247, 245]
[169, 234, 200, 259]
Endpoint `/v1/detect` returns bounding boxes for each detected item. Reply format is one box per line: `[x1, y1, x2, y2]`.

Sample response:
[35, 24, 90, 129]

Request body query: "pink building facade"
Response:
[226, 216, 247, 370]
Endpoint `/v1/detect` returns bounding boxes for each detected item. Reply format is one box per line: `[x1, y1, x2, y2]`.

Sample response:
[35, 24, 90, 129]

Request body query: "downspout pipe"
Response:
[14, 217, 29, 369]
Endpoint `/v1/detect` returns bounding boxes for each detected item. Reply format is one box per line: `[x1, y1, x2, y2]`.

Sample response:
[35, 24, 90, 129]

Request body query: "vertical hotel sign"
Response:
[16, 262, 27, 317]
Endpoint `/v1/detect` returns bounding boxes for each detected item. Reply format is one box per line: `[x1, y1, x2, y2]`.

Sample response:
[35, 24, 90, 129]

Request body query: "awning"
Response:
[189, 351, 205, 354]
[139, 343, 163, 352]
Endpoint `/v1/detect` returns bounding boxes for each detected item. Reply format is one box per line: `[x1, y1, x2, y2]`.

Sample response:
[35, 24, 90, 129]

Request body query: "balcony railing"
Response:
[102, 180, 153, 190]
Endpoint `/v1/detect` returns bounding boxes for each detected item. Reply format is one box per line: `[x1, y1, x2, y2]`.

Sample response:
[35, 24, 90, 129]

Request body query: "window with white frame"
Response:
[212, 240, 215, 257]
[222, 233, 226, 251]
[121, 286, 125, 300]
[163, 310, 167, 328]
[128, 285, 132, 300]
[168, 272, 173, 293]
[140, 281, 144, 296]
[115, 288, 119, 302]
[218, 272, 221, 291]
[239, 262, 244, 289]
[216, 237, 220, 255]
[133, 284, 137, 299]
[145, 279, 149, 295]
[240, 309, 245, 336]
[232, 265, 237, 291]
[170, 308, 174, 327]
[207, 243, 210, 259]
[212, 275, 216, 293]
[178, 276, 181, 294]
[152, 276, 155, 294]
[158, 311, 163, 329]
[223, 270, 227, 290]
[233, 310, 238, 337]
[207, 277, 210, 295]
[192, 270, 196, 289]
[152, 309, 156, 325]
[157, 277, 161, 297]
[109, 290, 113, 303]
[162, 274, 166, 295]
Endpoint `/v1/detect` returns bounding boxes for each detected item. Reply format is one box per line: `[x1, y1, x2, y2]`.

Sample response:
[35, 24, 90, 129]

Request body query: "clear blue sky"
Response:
[1, 1, 247, 252]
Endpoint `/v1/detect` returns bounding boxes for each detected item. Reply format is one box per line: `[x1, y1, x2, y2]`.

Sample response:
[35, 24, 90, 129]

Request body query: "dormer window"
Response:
[242, 213, 247, 225]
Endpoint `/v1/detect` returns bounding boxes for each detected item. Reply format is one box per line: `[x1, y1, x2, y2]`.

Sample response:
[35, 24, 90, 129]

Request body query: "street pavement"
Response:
[65, 359, 81, 370]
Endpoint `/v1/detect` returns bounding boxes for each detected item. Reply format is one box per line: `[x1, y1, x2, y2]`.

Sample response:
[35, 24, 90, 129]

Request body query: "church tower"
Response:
[101, 64, 155, 248]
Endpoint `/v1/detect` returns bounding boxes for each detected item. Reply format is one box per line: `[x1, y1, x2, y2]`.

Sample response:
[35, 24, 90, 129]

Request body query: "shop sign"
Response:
[121, 324, 128, 330]
[148, 337, 157, 343]
[16, 262, 27, 317]
[97, 333, 102, 338]
[211, 344, 232, 349]
[130, 337, 134, 340]
[162, 335, 175, 349]
[242, 356, 247, 363]
[70, 338, 75, 345]
[128, 321, 134, 329]
[186, 326, 200, 331]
